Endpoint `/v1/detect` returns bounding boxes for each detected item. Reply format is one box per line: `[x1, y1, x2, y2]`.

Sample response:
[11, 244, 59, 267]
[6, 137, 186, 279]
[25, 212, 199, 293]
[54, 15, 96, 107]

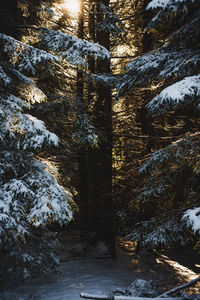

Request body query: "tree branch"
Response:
[111, 55, 137, 59]
[114, 134, 182, 141]
[157, 277, 200, 298]
[0, 25, 47, 31]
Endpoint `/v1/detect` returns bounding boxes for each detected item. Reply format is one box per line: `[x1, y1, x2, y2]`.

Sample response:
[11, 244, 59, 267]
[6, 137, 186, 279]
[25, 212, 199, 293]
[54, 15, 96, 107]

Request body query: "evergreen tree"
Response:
[117, 0, 200, 248]
[0, 29, 73, 280]
[0, 0, 111, 279]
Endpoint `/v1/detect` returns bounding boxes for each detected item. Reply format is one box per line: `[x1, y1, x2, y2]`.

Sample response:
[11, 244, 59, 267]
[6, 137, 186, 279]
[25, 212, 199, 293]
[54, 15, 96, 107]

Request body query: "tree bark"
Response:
[139, 0, 154, 154]
[77, 0, 90, 227]
[89, 0, 115, 255]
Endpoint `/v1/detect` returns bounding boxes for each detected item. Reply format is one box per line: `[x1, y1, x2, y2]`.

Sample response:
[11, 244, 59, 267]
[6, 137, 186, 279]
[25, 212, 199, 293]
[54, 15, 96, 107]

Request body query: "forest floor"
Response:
[1, 228, 200, 300]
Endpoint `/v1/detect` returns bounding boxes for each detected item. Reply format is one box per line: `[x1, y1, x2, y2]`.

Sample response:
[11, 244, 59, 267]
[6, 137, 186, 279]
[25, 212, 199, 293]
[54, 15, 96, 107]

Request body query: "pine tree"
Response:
[117, 0, 200, 248]
[0, 0, 111, 279]
[0, 30, 74, 280]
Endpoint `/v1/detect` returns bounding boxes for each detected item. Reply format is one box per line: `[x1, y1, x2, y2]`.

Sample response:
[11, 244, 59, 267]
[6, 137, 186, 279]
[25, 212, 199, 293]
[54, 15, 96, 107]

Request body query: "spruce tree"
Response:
[117, 0, 200, 248]
[0, 0, 111, 279]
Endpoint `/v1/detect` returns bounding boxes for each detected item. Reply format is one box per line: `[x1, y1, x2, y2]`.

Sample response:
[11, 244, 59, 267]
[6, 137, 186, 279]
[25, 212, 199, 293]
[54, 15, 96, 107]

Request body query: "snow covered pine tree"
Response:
[117, 0, 200, 248]
[0, 31, 75, 280]
[0, 0, 110, 279]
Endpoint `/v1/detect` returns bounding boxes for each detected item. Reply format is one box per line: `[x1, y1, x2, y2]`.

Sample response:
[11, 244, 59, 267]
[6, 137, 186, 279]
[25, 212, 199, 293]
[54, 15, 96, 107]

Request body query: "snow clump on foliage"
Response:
[147, 75, 200, 115]
[41, 29, 110, 66]
[147, 0, 195, 10]
[183, 207, 200, 233]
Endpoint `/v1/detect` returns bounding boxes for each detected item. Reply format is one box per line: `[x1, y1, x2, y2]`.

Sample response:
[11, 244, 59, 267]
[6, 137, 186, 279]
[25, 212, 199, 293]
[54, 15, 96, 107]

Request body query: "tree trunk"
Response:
[87, 0, 97, 227]
[139, 0, 154, 153]
[88, 0, 115, 256]
[77, 0, 89, 227]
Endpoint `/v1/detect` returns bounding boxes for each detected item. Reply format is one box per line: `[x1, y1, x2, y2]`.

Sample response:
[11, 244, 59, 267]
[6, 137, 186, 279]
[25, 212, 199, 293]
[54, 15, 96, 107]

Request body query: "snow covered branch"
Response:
[147, 0, 195, 11]
[146, 75, 200, 115]
[41, 29, 110, 66]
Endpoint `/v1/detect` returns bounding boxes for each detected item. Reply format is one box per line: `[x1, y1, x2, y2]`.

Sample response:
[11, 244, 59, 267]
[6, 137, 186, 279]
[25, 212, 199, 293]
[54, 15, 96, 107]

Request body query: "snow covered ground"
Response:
[1, 256, 140, 300]
[1, 231, 200, 300]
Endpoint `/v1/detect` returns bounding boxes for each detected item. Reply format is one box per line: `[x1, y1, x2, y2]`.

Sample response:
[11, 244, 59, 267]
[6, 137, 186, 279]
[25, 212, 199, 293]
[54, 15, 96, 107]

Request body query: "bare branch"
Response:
[114, 134, 182, 141]
[111, 55, 137, 59]
[158, 277, 200, 298]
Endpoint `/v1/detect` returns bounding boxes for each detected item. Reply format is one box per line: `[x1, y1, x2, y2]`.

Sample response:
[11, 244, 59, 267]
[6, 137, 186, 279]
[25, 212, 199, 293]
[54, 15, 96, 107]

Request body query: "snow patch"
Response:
[183, 207, 200, 233]
[127, 279, 157, 297]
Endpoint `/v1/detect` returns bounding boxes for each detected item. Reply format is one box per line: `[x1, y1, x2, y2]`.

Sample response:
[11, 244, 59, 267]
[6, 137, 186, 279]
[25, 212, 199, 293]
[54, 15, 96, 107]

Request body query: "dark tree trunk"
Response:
[87, 0, 97, 225]
[139, 0, 154, 153]
[88, 0, 115, 256]
[77, 0, 89, 227]
[142, 0, 153, 53]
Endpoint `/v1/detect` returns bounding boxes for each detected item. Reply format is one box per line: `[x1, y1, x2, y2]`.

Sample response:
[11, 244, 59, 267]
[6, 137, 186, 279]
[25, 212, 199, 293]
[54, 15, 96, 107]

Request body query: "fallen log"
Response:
[80, 293, 109, 300]
[80, 294, 184, 300]
[157, 277, 200, 298]
[114, 297, 184, 300]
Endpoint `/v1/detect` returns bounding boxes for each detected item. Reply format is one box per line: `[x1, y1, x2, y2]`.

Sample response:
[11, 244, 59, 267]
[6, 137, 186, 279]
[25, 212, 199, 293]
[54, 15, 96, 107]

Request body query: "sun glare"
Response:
[63, 0, 80, 15]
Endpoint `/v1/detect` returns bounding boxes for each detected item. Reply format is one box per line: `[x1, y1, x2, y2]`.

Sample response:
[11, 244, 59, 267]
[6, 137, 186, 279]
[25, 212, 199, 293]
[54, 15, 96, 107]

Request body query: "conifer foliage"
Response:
[0, 25, 74, 280]
[119, 0, 200, 248]
[0, 0, 110, 279]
